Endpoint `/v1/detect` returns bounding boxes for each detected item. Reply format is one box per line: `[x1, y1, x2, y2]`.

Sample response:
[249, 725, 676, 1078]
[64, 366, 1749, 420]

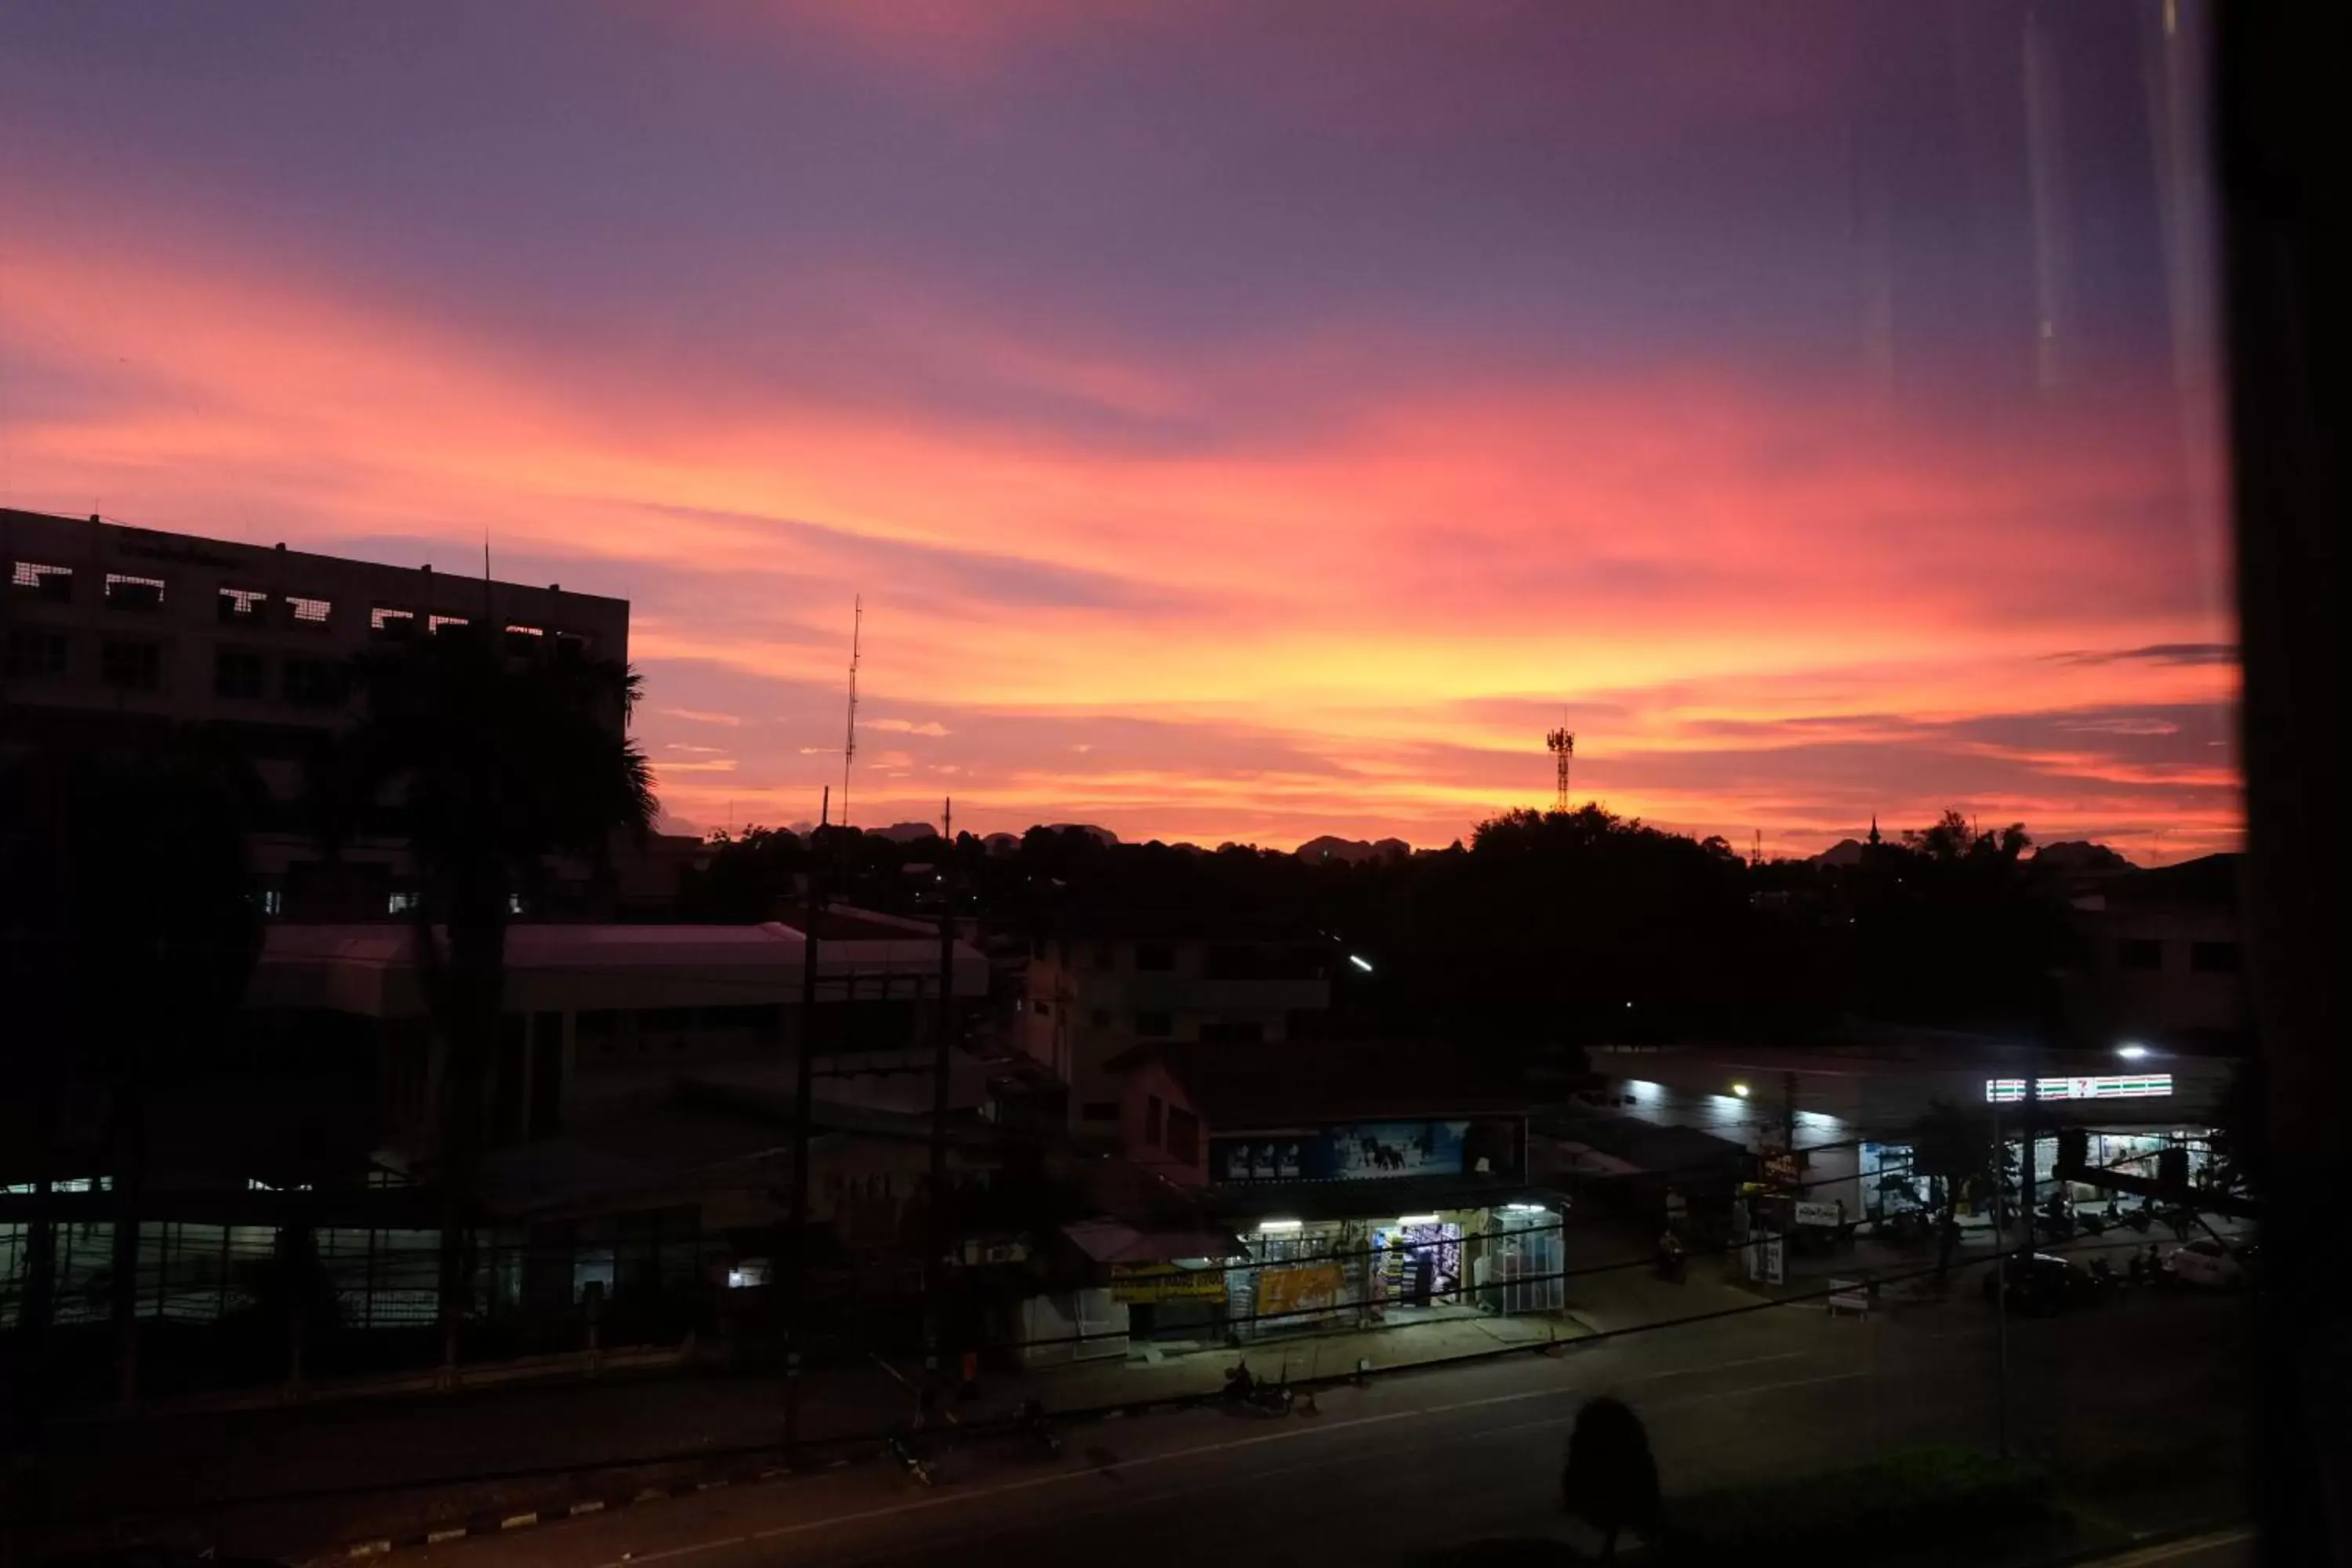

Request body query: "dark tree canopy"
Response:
[683, 803, 2107, 1069]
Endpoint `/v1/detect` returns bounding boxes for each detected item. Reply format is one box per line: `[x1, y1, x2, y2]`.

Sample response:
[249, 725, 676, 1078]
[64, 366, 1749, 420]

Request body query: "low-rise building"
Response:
[1011, 918, 1333, 1135]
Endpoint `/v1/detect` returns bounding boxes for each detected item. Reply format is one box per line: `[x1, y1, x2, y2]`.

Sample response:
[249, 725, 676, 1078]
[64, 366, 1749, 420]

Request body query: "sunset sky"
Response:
[0, 2, 2237, 860]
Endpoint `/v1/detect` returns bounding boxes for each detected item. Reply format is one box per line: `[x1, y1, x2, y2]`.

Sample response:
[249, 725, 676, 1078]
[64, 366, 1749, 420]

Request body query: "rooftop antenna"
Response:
[1546, 724, 1576, 814]
[840, 596, 862, 829]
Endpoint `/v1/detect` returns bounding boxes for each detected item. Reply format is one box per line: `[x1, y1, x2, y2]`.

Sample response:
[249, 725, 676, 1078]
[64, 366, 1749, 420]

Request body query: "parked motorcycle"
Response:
[1223, 1361, 1296, 1416]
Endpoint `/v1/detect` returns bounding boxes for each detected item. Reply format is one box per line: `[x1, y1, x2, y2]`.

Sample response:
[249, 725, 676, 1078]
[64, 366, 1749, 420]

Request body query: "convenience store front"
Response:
[1211, 1178, 1566, 1342]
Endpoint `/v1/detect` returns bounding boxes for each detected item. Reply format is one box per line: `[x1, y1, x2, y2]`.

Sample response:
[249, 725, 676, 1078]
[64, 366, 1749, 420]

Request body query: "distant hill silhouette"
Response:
[2032, 840, 2136, 873]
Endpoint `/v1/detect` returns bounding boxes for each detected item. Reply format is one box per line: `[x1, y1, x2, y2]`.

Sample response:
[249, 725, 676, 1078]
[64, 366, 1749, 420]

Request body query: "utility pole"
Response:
[840, 599, 862, 829]
[924, 798, 957, 1409]
[781, 786, 828, 1459]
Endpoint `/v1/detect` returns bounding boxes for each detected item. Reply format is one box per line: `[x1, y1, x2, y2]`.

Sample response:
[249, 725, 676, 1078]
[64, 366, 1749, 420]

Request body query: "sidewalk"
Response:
[27, 1308, 1584, 1561]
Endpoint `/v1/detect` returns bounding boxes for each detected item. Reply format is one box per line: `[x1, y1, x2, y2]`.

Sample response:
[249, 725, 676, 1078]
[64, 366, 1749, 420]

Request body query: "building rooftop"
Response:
[1111, 1040, 1528, 1127]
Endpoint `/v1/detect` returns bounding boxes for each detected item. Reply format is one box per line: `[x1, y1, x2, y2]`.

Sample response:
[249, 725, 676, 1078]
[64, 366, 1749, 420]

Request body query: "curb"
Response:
[300, 1457, 867, 1566]
[285, 1319, 1589, 1564]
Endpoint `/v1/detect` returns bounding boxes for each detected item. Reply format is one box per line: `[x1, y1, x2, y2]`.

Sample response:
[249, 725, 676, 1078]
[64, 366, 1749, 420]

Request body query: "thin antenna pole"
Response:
[841, 597, 863, 829]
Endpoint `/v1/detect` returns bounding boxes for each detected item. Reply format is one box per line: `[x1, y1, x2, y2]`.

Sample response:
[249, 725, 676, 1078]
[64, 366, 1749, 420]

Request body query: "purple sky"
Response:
[0, 1, 2237, 858]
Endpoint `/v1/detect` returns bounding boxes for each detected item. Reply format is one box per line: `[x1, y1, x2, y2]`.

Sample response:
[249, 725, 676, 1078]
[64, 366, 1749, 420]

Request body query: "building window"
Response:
[11, 561, 73, 601]
[5, 628, 67, 679]
[370, 606, 417, 639]
[428, 613, 470, 635]
[254, 887, 283, 917]
[504, 623, 544, 656]
[1144, 1094, 1163, 1145]
[286, 594, 332, 627]
[1166, 1107, 1200, 1164]
[2118, 938, 2164, 971]
[100, 638, 162, 691]
[103, 572, 165, 611]
[1135, 1010, 1173, 1039]
[282, 655, 349, 707]
[2190, 941, 2241, 975]
[217, 586, 268, 624]
[387, 891, 419, 915]
[214, 644, 267, 700]
[1135, 942, 1176, 972]
[1199, 1020, 1265, 1045]
[1080, 1102, 1120, 1122]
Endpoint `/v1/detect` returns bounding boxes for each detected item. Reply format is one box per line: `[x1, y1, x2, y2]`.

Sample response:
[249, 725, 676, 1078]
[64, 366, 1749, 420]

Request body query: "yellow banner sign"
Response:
[1109, 1263, 1227, 1305]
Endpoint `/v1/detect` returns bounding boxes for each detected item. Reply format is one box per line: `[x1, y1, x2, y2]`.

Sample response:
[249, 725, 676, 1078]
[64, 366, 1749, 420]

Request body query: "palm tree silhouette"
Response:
[320, 628, 656, 1367]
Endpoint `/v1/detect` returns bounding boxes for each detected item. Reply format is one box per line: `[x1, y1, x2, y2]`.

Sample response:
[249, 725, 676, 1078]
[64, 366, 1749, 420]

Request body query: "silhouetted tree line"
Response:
[684, 802, 2095, 1065]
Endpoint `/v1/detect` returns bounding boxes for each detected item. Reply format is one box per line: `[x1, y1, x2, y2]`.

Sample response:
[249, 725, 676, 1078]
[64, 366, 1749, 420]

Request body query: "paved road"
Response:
[351, 1285, 2250, 1568]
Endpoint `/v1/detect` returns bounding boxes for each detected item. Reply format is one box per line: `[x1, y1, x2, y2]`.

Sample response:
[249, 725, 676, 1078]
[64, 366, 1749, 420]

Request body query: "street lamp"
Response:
[1731, 1082, 1751, 1098]
[2117, 1043, 2151, 1061]
[1348, 953, 1374, 973]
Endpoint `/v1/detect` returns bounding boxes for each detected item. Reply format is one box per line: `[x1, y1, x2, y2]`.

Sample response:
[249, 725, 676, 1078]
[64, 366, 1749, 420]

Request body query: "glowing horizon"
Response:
[0, 2, 2237, 863]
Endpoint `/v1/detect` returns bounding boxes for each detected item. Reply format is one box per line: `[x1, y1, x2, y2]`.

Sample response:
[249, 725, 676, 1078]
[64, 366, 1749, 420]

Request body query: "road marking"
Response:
[1634, 1350, 1806, 1381]
[2092, 1526, 2253, 1565]
[584, 1359, 1852, 1568]
[1664, 1370, 1871, 1405]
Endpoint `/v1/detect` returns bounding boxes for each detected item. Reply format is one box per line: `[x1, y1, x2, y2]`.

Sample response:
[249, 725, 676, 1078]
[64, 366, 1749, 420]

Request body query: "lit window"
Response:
[504, 622, 543, 638]
[370, 606, 417, 637]
[388, 891, 419, 915]
[11, 561, 73, 599]
[287, 594, 332, 626]
[429, 613, 470, 634]
[104, 573, 166, 610]
[218, 586, 268, 622]
[255, 887, 283, 916]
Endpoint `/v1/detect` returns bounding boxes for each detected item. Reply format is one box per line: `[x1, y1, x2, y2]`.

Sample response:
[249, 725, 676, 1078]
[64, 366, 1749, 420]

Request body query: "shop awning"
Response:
[1207, 1174, 1563, 1226]
[1062, 1219, 1246, 1264]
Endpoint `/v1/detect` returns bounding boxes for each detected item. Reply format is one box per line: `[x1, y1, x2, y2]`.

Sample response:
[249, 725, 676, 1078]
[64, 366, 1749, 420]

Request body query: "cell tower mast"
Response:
[840, 596, 862, 829]
[1546, 724, 1576, 814]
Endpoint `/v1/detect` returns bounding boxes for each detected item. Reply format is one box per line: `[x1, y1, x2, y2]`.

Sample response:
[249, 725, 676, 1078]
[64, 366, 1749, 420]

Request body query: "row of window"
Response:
[9, 560, 591, 655]
[2116, 937, 2241, 975]
[2, 628, 350, 702]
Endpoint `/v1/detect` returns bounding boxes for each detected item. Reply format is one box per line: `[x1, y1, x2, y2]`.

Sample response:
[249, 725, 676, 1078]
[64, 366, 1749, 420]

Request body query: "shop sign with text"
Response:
[1984, 1074, 2172, 1104]
[1109, 1262, 1228, 1305]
